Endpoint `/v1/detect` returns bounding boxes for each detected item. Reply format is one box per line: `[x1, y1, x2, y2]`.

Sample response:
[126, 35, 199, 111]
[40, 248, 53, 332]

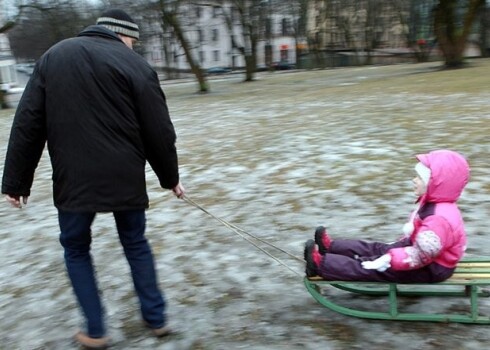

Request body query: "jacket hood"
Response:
[416, 150, 470, 203]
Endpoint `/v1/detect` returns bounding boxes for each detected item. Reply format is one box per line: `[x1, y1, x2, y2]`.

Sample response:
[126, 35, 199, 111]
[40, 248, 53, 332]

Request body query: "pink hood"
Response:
[416, 150, 470, 204]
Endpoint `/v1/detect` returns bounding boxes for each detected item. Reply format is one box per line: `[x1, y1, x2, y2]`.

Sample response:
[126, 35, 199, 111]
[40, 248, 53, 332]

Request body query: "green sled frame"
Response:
[304, 257, 490, 324]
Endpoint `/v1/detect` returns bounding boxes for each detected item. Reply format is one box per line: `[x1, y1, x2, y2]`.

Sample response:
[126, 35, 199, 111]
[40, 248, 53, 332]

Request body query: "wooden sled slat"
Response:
[304, 257, 490, 324]
[456, 262, 490, 268]
[450, 273, 490, 279]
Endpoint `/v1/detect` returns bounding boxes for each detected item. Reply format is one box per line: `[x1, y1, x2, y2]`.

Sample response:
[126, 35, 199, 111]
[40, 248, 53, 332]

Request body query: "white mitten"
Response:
[402, 221, 414, 237]
[361, 254, 391, 272]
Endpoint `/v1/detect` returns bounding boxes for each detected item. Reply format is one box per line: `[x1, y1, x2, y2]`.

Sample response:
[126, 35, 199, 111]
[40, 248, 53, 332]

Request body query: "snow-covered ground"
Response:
[1, 60, 490, 349]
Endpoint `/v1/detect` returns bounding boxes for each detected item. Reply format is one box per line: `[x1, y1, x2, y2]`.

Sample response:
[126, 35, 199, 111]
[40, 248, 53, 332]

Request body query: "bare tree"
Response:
[141, 0, 209, 92]
[153, 11, 180, 80]
[311, 0, 385, 68]
[160, 1, 207, 91]
[8, 0, 99, 61]
[478, 0, 489, 57]
[217, 0, 268, 81]
[433, 0, 485, 67]
[3, 1, 97, 108]
[329, 0, 364, 66]
[284, 0, 309, 69]
[394, 0, 437, 63]
[359, 0, 379, 65]
[0, 11, 16, 108]
[305, 0, 335, 69]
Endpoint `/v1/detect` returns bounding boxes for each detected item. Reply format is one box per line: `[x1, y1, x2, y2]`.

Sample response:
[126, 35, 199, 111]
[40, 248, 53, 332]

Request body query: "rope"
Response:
[181, 195, 303, 277]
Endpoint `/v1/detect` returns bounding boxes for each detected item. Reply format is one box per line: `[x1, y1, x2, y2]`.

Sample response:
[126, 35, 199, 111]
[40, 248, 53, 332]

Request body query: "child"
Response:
[304, 149, 470, 283]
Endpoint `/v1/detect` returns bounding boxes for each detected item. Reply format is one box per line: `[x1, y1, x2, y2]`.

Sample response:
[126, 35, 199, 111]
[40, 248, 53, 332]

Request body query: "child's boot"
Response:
[304, 239, 322, 277]
[314, 226, 332, 255]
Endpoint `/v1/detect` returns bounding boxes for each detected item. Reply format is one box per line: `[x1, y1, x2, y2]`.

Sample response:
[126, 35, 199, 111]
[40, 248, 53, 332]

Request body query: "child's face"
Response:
[413, 175, 427, 197]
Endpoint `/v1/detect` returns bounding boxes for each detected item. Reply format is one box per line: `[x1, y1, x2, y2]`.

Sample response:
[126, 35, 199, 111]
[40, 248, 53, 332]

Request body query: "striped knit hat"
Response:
[96, 9, 139, 40]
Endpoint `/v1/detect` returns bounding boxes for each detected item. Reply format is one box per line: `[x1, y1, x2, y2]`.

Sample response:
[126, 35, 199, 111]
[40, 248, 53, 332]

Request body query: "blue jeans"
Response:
[58, 209, 166, 338]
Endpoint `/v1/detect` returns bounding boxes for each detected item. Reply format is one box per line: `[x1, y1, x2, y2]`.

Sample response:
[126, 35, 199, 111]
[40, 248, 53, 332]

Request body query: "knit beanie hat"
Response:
[96, 9, 139, 40]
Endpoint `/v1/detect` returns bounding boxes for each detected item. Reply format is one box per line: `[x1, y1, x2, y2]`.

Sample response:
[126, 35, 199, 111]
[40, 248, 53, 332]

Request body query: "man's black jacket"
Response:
[2, 26, 180, 212]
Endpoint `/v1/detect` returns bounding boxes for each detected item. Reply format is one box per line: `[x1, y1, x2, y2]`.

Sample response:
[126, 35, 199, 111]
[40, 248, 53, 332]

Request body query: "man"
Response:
[2, 9, 184, 349]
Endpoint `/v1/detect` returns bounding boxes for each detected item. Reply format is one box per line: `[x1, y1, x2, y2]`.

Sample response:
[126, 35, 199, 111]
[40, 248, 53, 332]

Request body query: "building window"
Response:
[265, 18, 272, 37]
[212, 6, 220, 18]
[231, 7, 239, 23]
[152, 50, 162, 62]
[197, 29, 204, 42]
[213, 50, 220, 61]
[212, 29, 219, 42]
[196, 6, 201, 18]
[199, 50, 205, 63]
[281, 18, 289, 36]
[280, 46, 289, 61]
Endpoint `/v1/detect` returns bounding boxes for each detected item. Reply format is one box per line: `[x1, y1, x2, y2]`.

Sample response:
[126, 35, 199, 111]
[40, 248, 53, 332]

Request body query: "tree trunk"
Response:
[244, 54, 255, 81]
[1, 20, 14, 109]
[243, 29, 257, 82]
[479, 2, 489, 57]
[434, 0, 485, 68]
[218, 1, 258, 81]
[0, 90, 7, 109]
[160, 7, 209, 93]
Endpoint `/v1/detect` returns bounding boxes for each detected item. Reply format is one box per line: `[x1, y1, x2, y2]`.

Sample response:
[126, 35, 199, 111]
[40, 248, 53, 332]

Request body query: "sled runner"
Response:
[304, 257, 490, 324]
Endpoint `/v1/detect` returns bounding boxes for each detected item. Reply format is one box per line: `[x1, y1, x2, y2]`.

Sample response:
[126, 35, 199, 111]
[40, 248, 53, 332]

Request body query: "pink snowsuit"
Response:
[317, 150, 470, 283]
[389, 150, 469, 270]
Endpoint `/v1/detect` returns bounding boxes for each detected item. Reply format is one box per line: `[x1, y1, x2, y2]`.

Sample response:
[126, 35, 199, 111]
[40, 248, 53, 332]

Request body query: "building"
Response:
[142, 1, 303, 75]
[0, 0, 18, 91]
[305, 0, 487, 67]
[307, 1, 412, 51]
[0, 33, 17, 90]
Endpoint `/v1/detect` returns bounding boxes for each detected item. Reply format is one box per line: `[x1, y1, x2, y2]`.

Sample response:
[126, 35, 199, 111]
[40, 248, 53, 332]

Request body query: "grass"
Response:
[160, 59, 490, 245]
[2, 59, 489, 228]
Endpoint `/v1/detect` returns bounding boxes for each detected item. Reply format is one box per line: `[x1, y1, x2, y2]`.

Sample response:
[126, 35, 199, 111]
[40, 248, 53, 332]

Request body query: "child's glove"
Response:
[361, 254, 391, 272]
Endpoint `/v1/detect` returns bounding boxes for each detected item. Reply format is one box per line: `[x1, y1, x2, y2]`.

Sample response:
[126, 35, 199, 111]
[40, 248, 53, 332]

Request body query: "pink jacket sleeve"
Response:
[387, 216, 451, 270]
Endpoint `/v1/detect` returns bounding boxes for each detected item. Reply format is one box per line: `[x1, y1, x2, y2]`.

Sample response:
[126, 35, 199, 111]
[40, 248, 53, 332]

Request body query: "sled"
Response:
[304, 257, 490, 324]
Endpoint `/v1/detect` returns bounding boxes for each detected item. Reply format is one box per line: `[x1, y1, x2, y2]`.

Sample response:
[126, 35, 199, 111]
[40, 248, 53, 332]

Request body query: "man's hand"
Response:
[172, 182, 185, 199]
[5, 194, 28, 208]
[361, 254, 391, 272]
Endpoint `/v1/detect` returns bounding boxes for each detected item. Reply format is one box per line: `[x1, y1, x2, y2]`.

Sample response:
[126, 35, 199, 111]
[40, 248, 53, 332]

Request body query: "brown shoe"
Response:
[143, 321, 174, 338]
[150, 325, 173, 337]
[74, 331, 110, 349]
